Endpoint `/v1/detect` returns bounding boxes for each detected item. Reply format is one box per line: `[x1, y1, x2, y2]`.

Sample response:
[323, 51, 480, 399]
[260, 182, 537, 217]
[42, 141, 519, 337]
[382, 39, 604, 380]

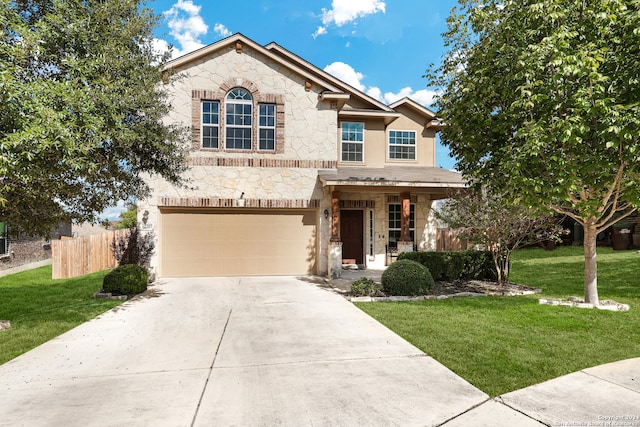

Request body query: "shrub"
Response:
[444, 252, 466, 281]
[102, 264, 148, 295]
[350, 278, 383, 297]
[399, 252, 446, 280]
[462, 250, 496, 280]
[111, 228, 155, 269]
[381, 259, 434, 296]
[398, 250, 495, 281]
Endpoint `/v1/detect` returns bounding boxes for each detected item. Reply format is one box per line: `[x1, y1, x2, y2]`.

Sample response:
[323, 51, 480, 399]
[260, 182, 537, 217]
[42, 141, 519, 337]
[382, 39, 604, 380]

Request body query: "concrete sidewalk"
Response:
[0, 276, 638, 426]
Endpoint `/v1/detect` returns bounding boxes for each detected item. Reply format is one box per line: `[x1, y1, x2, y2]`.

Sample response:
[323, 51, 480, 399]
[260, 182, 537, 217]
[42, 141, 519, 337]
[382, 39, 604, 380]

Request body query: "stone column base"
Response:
[398, 241, 414, 254]
[328, 241, 343, 279]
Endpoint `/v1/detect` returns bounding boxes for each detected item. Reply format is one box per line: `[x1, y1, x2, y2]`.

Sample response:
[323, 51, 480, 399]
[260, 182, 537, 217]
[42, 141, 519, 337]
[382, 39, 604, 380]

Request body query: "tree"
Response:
[429, 0, 640, 305]
[0, 0, 188, 237]
[116, 203, 138, 230]
[435, 188, 566, 286]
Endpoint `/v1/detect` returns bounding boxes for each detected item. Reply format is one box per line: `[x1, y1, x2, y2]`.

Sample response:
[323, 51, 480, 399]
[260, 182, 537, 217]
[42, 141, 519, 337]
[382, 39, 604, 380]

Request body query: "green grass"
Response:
[0, 266, 123, 365]
[355, 246, 640, 397]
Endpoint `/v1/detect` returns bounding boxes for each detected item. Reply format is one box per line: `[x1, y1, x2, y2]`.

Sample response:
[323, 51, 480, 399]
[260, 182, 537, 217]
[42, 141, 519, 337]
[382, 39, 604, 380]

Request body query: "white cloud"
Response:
[321, 0, 386, 27]
[374, 86, 439, 106]
[315, 0, 385, 36]
[323, 62, 366, 91]
[325, 62, 439, 108]
[99, 200, 127, 221]
[213, 23, 231, 38]
[162, 0, 209, 57]
[312, 26, 327, 39]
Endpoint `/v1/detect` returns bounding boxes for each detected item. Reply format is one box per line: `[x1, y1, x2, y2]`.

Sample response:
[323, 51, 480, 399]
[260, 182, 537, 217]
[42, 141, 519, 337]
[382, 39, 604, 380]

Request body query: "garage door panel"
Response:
[160, 210, 317, 277]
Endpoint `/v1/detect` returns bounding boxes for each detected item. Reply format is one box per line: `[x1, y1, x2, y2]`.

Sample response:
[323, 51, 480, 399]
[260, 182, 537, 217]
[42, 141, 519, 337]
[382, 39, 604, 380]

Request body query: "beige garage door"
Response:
[160, 209, 317, 277]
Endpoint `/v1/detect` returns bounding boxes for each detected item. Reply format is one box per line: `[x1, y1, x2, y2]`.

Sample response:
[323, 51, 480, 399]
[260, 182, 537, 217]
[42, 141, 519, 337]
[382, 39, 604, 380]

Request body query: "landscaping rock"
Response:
[0, 320, 10, 331]
[538, 298, 630, 312]
[93, 291, 128, 301]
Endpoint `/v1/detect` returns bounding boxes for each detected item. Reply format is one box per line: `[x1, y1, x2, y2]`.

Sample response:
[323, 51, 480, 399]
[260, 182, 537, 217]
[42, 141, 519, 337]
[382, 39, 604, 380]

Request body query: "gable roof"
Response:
[264, 41, 395, 113]
[162, 33, 428, 121]
[163, 33, 341, 94]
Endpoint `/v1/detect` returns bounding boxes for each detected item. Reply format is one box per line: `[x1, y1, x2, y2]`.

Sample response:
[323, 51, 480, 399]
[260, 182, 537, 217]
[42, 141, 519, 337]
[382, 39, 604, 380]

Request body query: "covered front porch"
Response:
[318, 166, 466, 279]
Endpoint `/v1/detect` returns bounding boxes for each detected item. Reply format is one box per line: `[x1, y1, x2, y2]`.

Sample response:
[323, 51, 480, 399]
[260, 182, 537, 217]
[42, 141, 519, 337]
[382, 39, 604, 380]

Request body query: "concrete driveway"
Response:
[0, 276, 490, 427]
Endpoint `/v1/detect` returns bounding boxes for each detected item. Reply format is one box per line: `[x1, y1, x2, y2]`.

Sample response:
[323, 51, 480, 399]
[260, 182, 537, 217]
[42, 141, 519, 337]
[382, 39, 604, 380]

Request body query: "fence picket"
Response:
[51, 229, 128, 279]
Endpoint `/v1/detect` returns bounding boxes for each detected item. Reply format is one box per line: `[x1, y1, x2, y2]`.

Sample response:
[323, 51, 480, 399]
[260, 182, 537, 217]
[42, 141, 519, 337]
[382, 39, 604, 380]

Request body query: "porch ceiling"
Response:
[318, 166, 467, 199]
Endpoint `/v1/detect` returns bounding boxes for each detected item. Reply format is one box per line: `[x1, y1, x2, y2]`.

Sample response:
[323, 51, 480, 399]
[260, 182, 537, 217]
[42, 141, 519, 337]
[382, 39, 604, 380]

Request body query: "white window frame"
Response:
[201, 100, 220, 149]
[340, 122, 364, 163]
[388, 203, 415, 248]
[388, 130, 417, 160]
[258, 103, 276, 151]
[225, 88, 253, 150]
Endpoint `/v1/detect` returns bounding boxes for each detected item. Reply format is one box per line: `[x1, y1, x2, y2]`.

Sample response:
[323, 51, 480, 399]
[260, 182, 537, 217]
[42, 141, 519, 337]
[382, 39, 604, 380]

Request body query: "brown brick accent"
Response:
[339, 200, 376, 208]
[188, 157, 337, 169]
[159, 197, 321, 209]
[192, 81, 285, 154]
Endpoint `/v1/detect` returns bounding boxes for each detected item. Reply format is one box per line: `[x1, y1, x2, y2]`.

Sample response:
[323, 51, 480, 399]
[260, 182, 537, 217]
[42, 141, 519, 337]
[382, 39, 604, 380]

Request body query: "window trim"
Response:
[258, 103, 276, 151]
[225, 88, 253, 151]
[340, 121, 365, 163]
[191, 82, 285, 154]
[201, 100, 220, 149]
[388, 129, 417, 161]
[388, 203, 415, 248]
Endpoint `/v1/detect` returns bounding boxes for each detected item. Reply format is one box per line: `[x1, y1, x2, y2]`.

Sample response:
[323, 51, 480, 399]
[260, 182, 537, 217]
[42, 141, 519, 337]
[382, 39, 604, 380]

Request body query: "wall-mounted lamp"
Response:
[323, 209, 330, 219]
[142, 210, 149, 224]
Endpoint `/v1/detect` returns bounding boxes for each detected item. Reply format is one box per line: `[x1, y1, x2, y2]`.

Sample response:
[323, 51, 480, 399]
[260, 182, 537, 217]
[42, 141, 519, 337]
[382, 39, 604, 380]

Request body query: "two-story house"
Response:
[139, 33, 465, 279]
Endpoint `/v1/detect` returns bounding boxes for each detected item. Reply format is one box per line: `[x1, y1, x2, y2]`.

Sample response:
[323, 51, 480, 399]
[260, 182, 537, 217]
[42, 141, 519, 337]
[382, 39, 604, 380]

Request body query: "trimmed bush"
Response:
[350, 278, 383, 297]
[102, 264, 148, 295]
[398, 250, 495, 281]
[462, 250, 496, 280]
[381, 259, 434, 296]
[444, 252, 466, 281]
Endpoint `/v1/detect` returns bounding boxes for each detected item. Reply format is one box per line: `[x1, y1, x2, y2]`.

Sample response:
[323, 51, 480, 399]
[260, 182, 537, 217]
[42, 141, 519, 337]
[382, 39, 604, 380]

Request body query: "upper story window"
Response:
[201, 101, 220, 148]
[225, 88, 252, 150]
[389, 130, 416, 160]
[259, 103, 276, 151]
[341, 122, 364, 162]
[192, 84, 284, 154]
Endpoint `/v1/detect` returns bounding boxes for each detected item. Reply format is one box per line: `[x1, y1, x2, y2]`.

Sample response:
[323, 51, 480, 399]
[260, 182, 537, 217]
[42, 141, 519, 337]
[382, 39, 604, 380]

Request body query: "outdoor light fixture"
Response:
[323, 209, 329, 219]
[142, 210, 149, 224]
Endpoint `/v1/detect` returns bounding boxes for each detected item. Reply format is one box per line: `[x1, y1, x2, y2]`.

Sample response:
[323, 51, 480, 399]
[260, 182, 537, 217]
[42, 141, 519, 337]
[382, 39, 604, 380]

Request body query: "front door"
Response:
[340, 210, 364, 264]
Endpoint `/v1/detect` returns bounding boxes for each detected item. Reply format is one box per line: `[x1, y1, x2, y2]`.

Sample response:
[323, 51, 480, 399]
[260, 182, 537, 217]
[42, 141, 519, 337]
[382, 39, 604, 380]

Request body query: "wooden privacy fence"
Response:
[436, 228, 469, 252]
[52, 229, 127, 279]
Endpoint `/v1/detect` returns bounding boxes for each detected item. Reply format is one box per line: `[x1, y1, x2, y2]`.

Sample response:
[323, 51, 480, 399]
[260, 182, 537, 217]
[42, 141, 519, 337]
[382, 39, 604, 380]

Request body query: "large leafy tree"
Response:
[429, 0, 640, 305]
[0, 0, 188, 236]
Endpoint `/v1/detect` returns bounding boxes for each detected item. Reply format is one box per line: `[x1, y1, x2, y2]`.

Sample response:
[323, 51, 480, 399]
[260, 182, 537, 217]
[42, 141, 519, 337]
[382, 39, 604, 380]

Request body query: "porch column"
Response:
[398, 191, 414, 254]
[400, 191, 411, 242]
[330, 190, 340, 242]
[328, 190, 342, 279]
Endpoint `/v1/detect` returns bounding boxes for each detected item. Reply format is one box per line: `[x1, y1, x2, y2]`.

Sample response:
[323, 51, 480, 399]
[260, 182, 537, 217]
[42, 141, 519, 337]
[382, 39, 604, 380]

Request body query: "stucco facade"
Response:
[140, 34, 465, 278]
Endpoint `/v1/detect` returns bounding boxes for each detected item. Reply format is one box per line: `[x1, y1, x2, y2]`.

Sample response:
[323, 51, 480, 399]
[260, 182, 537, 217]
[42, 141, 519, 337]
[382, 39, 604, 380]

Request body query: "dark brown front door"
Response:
[340, 210, 364, 264]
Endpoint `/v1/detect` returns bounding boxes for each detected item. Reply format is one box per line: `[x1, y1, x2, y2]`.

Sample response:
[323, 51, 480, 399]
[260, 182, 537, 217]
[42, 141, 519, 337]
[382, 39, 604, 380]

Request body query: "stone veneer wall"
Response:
[140, 45, 338, 277]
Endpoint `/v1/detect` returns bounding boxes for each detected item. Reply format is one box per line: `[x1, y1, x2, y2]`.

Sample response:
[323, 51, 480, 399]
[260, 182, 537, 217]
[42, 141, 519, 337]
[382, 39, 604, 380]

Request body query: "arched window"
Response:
[225, 88, 252, 150]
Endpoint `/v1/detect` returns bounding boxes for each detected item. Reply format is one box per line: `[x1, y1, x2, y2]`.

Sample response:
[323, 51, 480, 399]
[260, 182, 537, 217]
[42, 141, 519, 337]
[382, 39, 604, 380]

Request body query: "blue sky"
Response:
[149, 0, 460, 170]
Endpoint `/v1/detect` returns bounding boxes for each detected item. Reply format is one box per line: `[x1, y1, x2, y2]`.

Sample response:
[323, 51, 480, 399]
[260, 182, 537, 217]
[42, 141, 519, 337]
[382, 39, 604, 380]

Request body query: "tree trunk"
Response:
[583, 222, 599, 306]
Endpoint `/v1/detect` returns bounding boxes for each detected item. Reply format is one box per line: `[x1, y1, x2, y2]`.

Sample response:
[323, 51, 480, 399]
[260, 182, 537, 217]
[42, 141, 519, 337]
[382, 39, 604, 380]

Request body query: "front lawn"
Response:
[0, 266, 123, 365]
[355, 246, 640, 397]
